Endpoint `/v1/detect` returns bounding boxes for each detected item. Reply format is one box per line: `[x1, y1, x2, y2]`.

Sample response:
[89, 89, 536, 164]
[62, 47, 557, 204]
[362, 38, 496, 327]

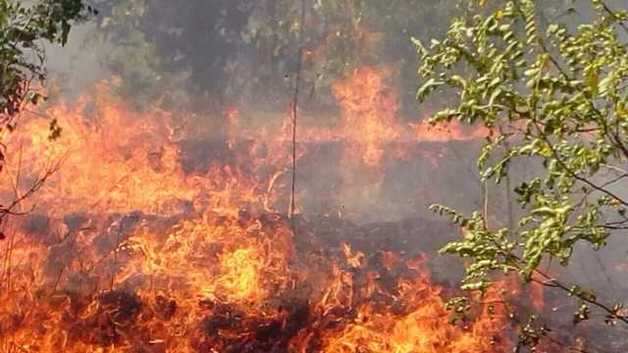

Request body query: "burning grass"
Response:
[0, 209, 510, 353]
[0, 67, 566, 353]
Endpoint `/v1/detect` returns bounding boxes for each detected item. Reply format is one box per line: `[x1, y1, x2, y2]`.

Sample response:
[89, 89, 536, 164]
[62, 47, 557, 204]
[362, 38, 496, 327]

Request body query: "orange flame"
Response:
[333, 66, 400, 167]
[0, 72, 523, 352]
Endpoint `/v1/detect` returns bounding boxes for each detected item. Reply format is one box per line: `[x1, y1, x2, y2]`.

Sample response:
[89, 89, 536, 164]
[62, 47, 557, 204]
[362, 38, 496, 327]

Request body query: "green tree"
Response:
[0, 0, 93, 224]
[416, 0, 627, 349]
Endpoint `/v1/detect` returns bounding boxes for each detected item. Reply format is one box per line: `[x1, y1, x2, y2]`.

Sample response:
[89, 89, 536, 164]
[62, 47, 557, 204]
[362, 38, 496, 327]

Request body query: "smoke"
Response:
[38, 0, 481, 222]
[45, 22, 111, 99]
[40, 0, 628, 274]
[8, 2, 628, 350]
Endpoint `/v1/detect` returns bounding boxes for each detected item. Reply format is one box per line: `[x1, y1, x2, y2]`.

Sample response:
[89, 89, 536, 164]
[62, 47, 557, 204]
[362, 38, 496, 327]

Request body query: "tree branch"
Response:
[533, 122, 628, 207]
[600, 1, 628, 33]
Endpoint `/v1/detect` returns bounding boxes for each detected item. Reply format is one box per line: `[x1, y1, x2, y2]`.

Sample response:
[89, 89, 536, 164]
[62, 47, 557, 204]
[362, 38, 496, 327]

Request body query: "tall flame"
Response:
[0, 72, 526, 353]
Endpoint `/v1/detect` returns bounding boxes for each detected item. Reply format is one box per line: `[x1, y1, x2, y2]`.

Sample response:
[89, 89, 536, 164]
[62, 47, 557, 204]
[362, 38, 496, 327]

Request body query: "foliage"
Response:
[92, 0, 459, 110]
[93, 0, 249, 107]
[0, 0, 93, 222]
[0, 0, 94, 143]
[245, 0, 457, 108]
[417, 0, 628, 336]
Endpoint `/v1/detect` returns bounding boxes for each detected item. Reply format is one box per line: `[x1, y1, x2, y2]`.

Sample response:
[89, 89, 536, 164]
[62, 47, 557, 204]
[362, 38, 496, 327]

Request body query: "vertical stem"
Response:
[2, 146, 23, 294]
[3, 227, 15, 294]
[499, 127, 514, 230]
[290, 0, 307, 235]
[483, 180, 489, 228]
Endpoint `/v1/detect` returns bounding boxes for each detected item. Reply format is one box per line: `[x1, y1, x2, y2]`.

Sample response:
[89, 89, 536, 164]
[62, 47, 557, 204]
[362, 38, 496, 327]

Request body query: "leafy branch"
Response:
[417, 0, 628, 348]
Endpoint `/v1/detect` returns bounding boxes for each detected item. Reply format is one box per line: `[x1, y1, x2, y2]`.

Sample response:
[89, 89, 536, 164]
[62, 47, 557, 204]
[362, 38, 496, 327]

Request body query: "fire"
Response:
[326, 66, 491, 178]
[2, 84, 196, 217]
[307, 256, 508, 353]
[412, 120, 491, 143]
[333, 66, 400, 167]
[0, 71, 517, 352]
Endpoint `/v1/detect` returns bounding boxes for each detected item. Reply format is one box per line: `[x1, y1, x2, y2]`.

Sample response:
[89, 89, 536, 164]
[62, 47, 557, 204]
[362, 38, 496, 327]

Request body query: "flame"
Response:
[333, 66, 400, 167]
[0, 73, 522, 352]
[3, 85, 196, 217]
[331, 66, 490, 170]
[311, 257, 509, 353]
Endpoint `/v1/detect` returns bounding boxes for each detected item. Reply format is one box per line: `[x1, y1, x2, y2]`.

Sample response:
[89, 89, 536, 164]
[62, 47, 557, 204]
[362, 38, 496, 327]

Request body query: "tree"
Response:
[416, 0, 627, 349]
[0, 0, 94, 226]
[92, 0, 460, 112]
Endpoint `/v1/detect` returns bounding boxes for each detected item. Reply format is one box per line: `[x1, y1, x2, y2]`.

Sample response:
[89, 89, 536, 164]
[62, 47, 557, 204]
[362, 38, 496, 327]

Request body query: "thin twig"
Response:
[289, 0, 307, 235]
[531, 122, 628, 207]
[535, 268, 628, 325]
[0, 159, 62, 218]
[600, 1, 628, 33]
